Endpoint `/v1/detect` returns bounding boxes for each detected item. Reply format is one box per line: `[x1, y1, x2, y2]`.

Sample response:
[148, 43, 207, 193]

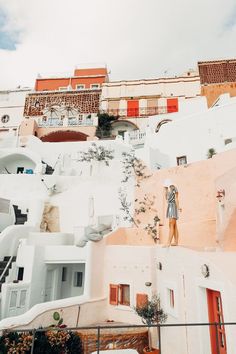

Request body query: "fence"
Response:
[2, 321, 235, 354]
[99, 105, 178, 118]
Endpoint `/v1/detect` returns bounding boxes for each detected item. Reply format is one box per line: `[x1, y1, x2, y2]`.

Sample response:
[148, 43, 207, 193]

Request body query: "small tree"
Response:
[96, 112, 118, 139]
[207, 148, 216, 159]
[77, 143, 114, 166]
[134, 295, 167, 352]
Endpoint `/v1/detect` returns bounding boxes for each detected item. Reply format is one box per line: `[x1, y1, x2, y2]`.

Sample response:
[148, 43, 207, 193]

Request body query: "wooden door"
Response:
[207, 289, 227, 354]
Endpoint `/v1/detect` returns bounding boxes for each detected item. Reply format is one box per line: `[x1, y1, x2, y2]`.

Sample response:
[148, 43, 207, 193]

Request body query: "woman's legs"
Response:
[167, 218, 175, 246]
[172, 221, 179, 245]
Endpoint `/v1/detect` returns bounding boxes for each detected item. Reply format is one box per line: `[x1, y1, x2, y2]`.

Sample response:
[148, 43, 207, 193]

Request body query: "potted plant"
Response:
[134, 294, 167, 354]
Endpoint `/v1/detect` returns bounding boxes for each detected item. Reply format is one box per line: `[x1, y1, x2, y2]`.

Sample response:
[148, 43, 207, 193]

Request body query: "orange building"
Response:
[35, 67, 109, 91]
[198, 59, 236, 107]
[19, 67, 109, 143]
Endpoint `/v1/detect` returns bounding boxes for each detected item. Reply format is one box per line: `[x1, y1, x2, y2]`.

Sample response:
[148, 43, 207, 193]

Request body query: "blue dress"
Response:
[166, 186, 178, 219]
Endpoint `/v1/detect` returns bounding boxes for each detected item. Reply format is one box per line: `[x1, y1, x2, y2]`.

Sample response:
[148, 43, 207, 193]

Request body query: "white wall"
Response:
[101, 76, 200, 101]
[105, 245, 155, 324]
[145, 98, 236, 169]
[155, 247, 236, 354]
[0, 89, 31, 128]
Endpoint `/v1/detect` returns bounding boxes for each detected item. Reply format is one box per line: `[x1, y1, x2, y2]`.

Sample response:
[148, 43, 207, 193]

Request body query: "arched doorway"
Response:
[40, 130, 88, 142]
[111, 120, 138, 138]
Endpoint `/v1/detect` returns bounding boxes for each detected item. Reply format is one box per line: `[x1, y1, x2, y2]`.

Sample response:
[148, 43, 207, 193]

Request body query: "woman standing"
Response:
[164, 184, 181, 246]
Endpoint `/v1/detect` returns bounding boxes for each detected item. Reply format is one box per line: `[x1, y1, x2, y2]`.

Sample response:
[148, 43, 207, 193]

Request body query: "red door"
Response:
[127, 100, 139, 117]
[167, 98, 178, 113]
[207, 289, 227, 354]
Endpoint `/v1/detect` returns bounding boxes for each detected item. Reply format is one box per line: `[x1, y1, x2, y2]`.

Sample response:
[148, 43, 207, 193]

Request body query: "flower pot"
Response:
[143, 347, 159, 354]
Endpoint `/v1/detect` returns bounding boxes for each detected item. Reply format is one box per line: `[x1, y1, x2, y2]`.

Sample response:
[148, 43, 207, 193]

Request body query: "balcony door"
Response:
[207, 289, 227, 354]
[127, 100, 139, 117]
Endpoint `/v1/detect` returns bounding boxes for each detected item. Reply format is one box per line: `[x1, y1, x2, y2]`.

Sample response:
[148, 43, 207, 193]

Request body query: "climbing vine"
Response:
[120, 151, 160, 242]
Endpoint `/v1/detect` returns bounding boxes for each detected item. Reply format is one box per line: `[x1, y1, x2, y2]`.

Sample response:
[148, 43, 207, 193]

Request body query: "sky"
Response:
[0, 0, 236, 89]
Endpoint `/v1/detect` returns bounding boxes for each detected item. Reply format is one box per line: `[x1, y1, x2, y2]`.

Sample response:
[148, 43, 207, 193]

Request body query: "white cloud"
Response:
[0, 0, 235, 89]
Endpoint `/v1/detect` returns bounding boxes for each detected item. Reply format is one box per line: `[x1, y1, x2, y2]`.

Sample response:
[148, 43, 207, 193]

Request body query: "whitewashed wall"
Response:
[145, 95, 236, 168]
[0, 89, 31, 128]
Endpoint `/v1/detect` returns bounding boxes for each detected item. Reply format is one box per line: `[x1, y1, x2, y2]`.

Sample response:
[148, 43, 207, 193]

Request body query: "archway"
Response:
[155, 119, 172, 133]
[111, 120, 138, 138]
[40, 130, 88, 142]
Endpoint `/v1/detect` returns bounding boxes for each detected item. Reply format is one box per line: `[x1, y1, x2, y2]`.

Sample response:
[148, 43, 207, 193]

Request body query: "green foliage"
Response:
[134, 294, 167, 326]
[119, 151, 160, 241]
[53, 311, 60, 321]
[0, 330, 83, 354]
[96, 112, 118, 138]
[207, 148, 217, 159]
[77, 142, 114, 166]
[121, 151, 151, 186]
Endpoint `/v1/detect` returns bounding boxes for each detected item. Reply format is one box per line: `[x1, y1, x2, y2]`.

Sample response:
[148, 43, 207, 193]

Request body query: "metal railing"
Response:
[38, 117, 94, 128]
[2, 321, 235, 354]
[99, 105, 178, 117]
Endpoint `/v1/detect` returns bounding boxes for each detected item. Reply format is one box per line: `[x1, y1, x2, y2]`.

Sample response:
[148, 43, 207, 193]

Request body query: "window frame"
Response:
[76, 84, 85, 90]
[177, 155, 187, 166]
[109, 283, 131, 307]
[73, 271, 83, 287]
[90, 84, 100, 90]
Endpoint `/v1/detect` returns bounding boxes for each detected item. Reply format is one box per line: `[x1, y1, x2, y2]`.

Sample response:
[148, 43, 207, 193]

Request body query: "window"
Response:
[109, 283, 130, 306]
[76, 84, 85, 90]
[90, 84, 100, 89]
[74, 272, 83, 287]
[118, 130, 126, 138]
[168, 289, 175, 308]
[62, 267, 67, 282]
[177, 155, 187, 166]
[225, 138, 232, 145]
[1, 114, 10, 123]
[17, 167, 24, 174]
[17, 267, 24, 281]
[136, 293, 148, 308]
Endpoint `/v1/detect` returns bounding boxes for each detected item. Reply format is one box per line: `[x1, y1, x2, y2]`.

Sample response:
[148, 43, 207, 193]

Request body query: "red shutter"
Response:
[109, 284, 119, 305]
[127, 100, 139, 117]
[167, 98, 178, 113]
[136, 293, 148, 308]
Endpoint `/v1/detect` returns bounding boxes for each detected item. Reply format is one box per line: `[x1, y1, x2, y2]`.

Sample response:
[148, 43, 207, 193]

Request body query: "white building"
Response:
[0, 88, 32, 148]
[140, 94, 236, 169]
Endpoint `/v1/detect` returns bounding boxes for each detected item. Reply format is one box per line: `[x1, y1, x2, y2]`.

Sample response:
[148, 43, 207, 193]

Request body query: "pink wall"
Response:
[107, 148, 236, 250]
[151, 148, 236, 249]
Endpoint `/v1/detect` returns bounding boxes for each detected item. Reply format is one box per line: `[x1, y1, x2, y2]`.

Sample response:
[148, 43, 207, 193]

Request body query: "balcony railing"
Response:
[124, 130, 146, 145]
[100, 105, 178, 117]
[38, 117, 95, 128]
[3, 321, 234, 354]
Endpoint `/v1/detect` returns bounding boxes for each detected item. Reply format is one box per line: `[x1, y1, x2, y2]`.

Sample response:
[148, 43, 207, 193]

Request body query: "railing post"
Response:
[30, 329, 36, 354]
[158, 324, 161, 354]
[215, 322, 220, 354]
[97, 326, 100, 354]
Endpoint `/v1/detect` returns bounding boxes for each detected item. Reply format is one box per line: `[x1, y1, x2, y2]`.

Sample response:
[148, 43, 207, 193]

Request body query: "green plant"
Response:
[134, 295, 167, 351]
[0, 330, 83, 354]
[119, 152, 160, 242]
[96, 112, 118, 138]
[77, 142, 114, 166]
[121, 151, 151, 186]
[207, 148, 216, 159]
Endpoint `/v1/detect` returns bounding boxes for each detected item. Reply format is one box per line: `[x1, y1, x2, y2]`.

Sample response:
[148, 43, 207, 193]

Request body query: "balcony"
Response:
[124, 130, 146, 146]
[99, 105, 178, 118]
[37, 116, 97, 128]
